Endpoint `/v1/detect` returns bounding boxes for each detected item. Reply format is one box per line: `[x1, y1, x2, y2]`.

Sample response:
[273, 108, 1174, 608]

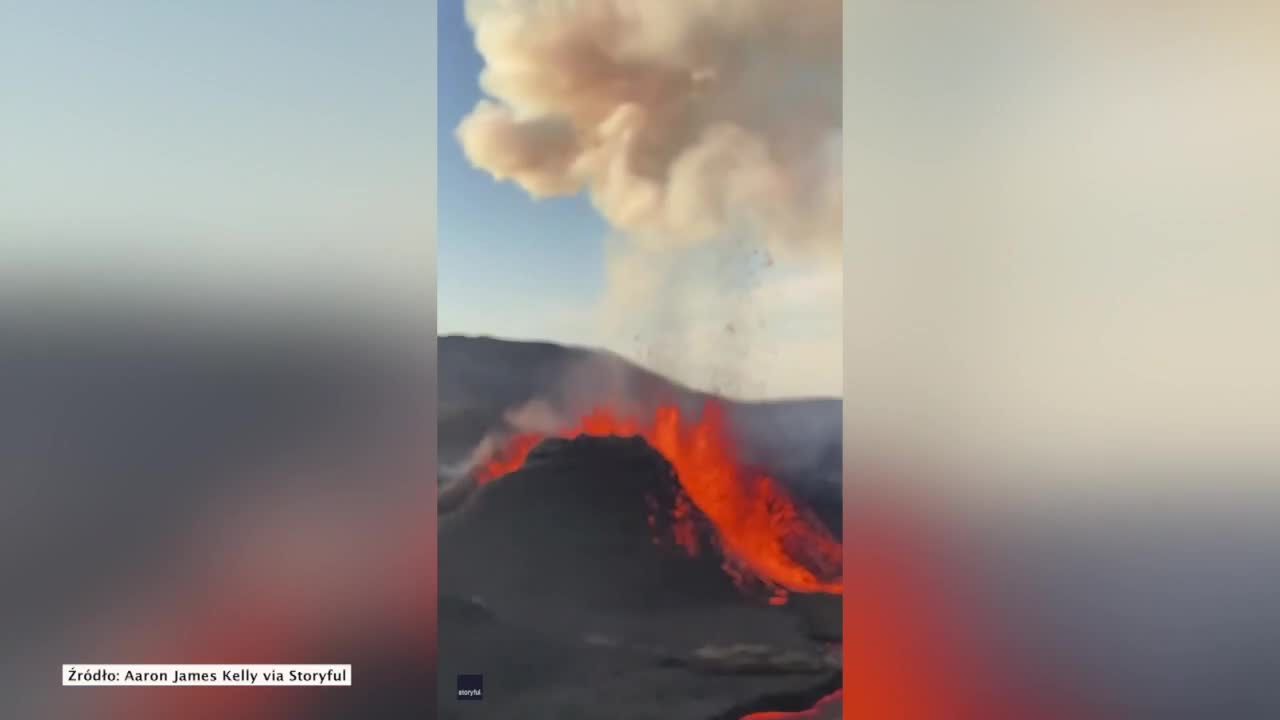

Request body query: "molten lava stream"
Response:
[476, 401, 843, 598]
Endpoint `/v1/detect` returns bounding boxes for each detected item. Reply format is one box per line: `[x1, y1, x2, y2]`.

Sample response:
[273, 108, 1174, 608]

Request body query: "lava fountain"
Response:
[475, 401, 843, 601]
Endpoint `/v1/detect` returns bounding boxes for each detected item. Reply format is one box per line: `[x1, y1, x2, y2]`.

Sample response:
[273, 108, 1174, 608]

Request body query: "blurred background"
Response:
[846, 3, 1280, 718]
[5, 1, 1280, 719]
[0, 2, 437, 718]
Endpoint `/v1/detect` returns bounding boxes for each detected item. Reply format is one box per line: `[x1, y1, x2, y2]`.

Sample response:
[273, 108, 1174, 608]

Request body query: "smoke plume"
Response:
[457, 0, 843, 398]
[458, 0, 842, 258]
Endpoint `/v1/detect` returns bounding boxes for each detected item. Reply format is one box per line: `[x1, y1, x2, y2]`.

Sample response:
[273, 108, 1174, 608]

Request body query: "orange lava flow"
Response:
[476, 401, 843, 597]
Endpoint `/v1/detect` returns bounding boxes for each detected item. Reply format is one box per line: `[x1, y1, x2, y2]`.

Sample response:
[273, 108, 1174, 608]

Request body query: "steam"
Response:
[442, 352, 647, 481]
[448, 350, 842, 495]
[457, 0, 842, 258]
[456, 0, 842, 398]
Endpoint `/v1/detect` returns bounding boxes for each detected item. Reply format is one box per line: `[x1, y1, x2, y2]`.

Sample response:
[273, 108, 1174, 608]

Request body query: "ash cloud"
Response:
[455, 0, 843, 398]
[457, 0, 842, 258]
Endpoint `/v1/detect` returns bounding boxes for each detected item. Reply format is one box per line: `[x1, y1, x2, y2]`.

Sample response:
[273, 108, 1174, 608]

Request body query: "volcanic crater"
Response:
[437, 432, 843, 720]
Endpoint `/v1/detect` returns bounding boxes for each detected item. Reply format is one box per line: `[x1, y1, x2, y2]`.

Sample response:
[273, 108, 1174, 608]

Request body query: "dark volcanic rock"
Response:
[437, 434, 841, 719]
[436, 336, 844, 534]
[439, 435, 747, 624]
[789, 593, 844, 643]
[677, 643, 839, 675]
[438, 474, 478, 515]
[708, 673, 843, 720]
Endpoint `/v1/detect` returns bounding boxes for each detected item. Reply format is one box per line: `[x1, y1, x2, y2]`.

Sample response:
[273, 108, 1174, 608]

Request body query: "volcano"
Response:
[443, 435, 745, 618]
[436, 335, 843, 719]
[438, 335, 844, 535]
[472, 402, 843, 602]
[438, 432, 842, 719]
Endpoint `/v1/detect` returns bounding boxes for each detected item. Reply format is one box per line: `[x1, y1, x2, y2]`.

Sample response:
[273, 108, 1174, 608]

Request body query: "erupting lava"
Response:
[475, 401, 843, 599]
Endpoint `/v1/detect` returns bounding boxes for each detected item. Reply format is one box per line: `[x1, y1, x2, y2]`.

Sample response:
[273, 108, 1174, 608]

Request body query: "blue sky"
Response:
[436, 1, 609, 343]
[434, 2, 843, 398]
